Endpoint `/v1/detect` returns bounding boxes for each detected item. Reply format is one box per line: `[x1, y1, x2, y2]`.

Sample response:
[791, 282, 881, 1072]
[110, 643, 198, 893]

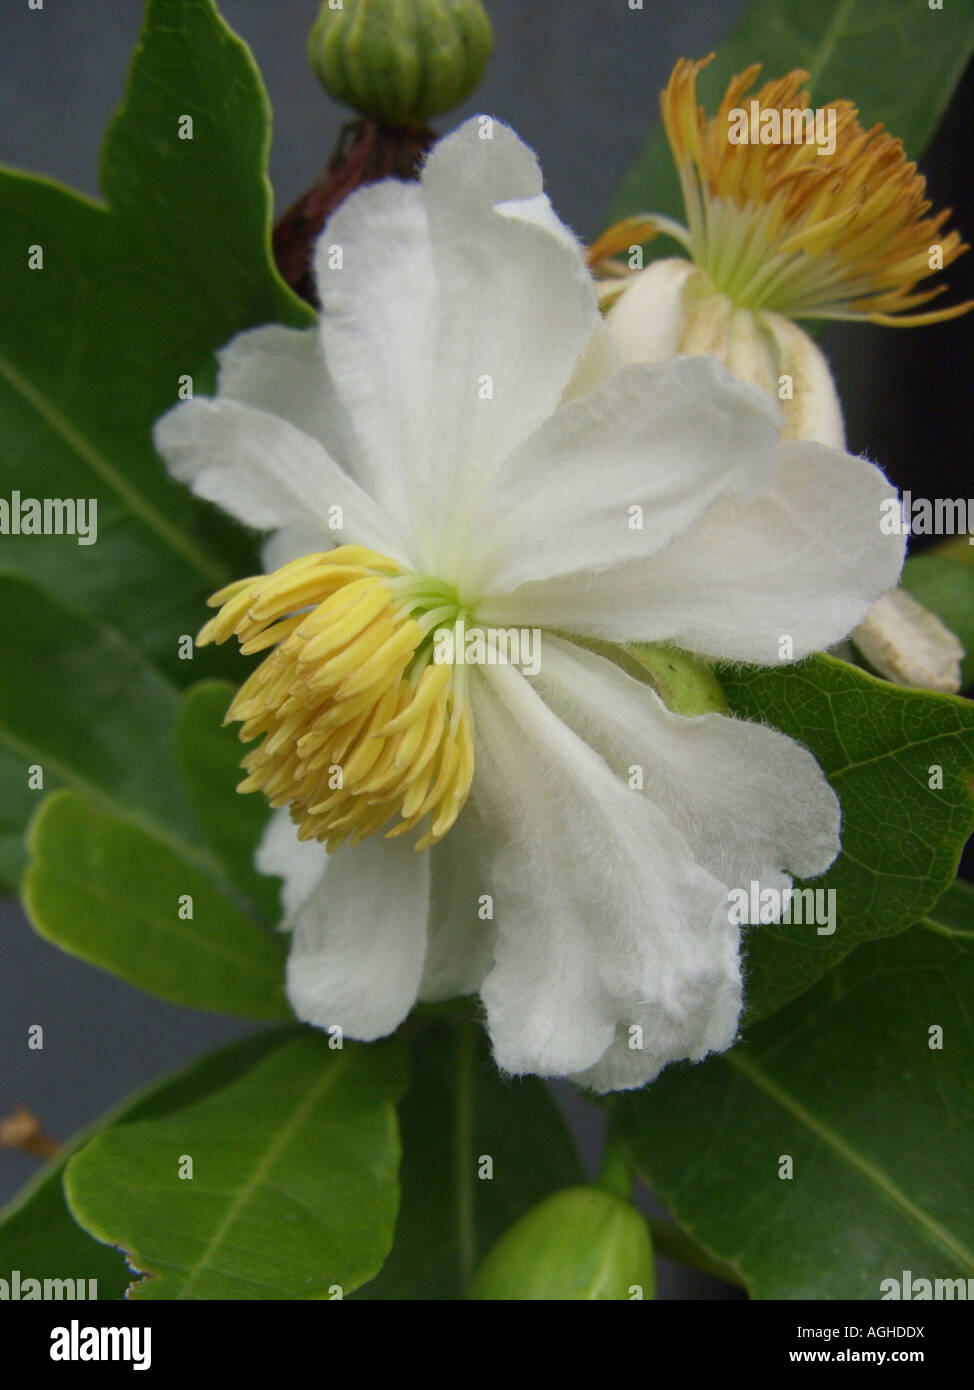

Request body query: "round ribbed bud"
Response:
[308, 0, 494, 126]
[472, 1187, 655, 1301]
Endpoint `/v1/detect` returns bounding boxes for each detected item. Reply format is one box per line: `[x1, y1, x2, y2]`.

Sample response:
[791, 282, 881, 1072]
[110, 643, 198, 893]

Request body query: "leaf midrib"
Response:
[175, 1055, 348, 1298]
[724, 1048, 974, 1275]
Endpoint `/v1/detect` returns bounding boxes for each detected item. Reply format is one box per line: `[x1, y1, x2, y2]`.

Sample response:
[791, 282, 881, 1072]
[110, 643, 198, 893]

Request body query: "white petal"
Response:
[605, 257, 695, 363]
[216, 323, 368, 481]
[465, 356, 780, 597]
[481, 440, 905, 664]
[418, 118, 599, 578]
[260, 522, 342, 574]
[285, 833, 430, 1040]
[255, 807, 327, 922]
[767, 315, 846, 450]
[533, 637, 840, 889]
[852, 587, 964, 692]
[420, 801, 497, 1003]
[154, 398, 410, 562]
[313, 179, 437, 548]
[469, 662, 739, 1082]
[561, 318, 617, 403]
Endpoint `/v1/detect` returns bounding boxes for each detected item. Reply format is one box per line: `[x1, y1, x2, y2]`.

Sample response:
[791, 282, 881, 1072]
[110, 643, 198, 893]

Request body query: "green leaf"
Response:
[358, 1018, 584, 1299]
[0, 570, 192, 891]
[23, 790, 290, 1020]
[177, 681, 280, 922]
[901, 555, 974, 691]
[607, 0, 974, 248]
[718, 654, 974, 1021]
[0, 1031, 287, 1301]
[65, 1032, 407, 1300]
[614, 884, 974, 1299]
[0, 0, 313, 682]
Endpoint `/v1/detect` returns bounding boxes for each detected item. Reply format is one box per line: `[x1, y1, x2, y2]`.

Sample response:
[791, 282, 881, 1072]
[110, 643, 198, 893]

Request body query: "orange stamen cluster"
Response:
[601, 55, 971, 325]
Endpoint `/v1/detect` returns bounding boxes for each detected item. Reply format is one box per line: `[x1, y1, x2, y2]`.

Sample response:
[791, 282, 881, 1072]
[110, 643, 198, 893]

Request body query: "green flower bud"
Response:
[472, 1187, 655, 1301]
[308, 0, 494, 127]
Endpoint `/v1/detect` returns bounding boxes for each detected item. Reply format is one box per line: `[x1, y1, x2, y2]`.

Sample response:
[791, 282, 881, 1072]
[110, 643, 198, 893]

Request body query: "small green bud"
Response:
[308, 0, 494, 127]
[472, 1187, 655, 1301]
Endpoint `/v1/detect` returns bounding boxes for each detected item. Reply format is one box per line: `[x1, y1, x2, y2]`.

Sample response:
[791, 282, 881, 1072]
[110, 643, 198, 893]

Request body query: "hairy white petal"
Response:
[285, 833, 430, 1040]
[155, 398, 410, 562]
[535, 637, 840, 888]
[470, 662, 740, 1087]
[466, 356, 780, 598]
[216, 323, 366, 471]
[314, 180, 437, 547]
[420, 801, 498, 1002]
[481, 441, 905, 664]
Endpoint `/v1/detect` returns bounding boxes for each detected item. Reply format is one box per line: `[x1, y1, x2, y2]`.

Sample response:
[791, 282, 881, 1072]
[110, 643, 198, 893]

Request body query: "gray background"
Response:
[1, 0, 970, 1299]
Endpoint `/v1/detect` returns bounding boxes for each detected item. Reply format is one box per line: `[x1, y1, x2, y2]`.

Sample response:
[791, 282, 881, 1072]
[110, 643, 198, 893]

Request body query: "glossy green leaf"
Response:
[23, 790, 290, 1020]
[718, 654, 974, 1021]
[357, 1018, 584, 1299]
[607, 0, 974, 253]
[177, 680, 280, 923]
[0, 571, 191, 892]
[0, 0, 313, 682]
[901, 554, 974, 690]
[65, 1032, 407, 1300]
[615, 883, 974, 1299]
[0, 1032, 287, 1301]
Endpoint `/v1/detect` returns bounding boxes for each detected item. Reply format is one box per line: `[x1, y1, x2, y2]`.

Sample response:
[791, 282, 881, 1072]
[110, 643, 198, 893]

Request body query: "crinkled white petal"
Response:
[154, 398, 410, 563]
[285, 832, 430, 1040]
[420, 801, 497, 1003]
[469, 662, 740, 1088]
[465, 356, 780, 598]
[258, 801, 494, 1009]
[534, 637, 840, 889]
[480, 440, 905, 665]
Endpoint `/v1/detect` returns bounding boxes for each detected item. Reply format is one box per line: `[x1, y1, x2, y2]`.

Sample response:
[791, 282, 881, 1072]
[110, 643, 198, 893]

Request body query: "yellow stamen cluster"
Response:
[596, 55, 971, 325]
[200, 547, 475, 853]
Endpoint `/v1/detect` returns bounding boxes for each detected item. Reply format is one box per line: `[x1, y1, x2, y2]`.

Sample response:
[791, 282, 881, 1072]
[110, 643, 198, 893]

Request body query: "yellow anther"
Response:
[202, 546, 474, 853]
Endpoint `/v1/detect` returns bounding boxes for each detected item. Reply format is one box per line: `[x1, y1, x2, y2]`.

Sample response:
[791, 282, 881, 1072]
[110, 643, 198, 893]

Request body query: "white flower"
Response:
[155, 118, 905, 1092]
[597, 57, 968, 693]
